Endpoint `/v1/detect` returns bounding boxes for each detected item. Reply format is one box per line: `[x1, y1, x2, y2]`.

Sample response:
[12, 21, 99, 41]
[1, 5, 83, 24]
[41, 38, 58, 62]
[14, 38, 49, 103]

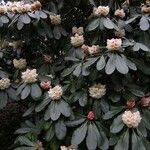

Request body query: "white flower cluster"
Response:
[81, 44, 100, 55]
[0, 78, 11, 90]
[114, 9, 125, 18]
[93, 6, 109, 17]
[0, 1, 41, 14]
[106, 38, 122, 50]
[13, 58, 27, 69]
[48, 85, 63, 100]
[122, 110, 142, 128]
[72, 26, 84, 35]
[50, 15, 61, 25]
[89, 83, 106, 99]
[21, 69, 38, 83]
[71, 34, 84, 47]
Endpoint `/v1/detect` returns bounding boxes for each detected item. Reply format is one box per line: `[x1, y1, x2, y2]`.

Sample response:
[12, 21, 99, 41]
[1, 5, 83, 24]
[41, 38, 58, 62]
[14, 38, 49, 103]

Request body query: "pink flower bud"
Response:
[40, 81, 51, 90]
[127, 100, 135, 108]
[87, 111, 95, 121]
[140, 97, 150, 107]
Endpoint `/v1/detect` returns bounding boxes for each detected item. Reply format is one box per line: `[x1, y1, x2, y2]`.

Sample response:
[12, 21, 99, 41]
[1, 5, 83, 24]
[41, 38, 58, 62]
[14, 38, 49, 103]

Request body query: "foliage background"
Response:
[0, 0, 150, 149]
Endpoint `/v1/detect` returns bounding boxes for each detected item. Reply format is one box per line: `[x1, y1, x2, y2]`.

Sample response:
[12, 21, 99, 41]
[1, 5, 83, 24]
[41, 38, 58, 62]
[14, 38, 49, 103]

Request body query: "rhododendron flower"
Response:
[21, 69, 38, 83]
[89, 83, 106, 99]
[71, 34, 84, 47]
[106, 38, 122, 50]
[48, 85, 63, 100]
[114, 9, 125, 18]
[93, 6, 109, 17]
[50, 15, 61, 25]
[122, 110, 141, 128]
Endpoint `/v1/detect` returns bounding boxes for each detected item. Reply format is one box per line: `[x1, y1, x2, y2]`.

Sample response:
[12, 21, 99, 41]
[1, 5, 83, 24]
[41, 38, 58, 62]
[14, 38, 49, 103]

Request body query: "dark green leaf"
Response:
[55, 119, 67, 140]
[96, 56, 106, 71]
[58, 100, 71, 117]
[31, 83, 42, 99]
[114, 130, 129, 150]
[103, 18, 114, 29]
[140, 16, 149, 31]
[21, 85, 31, 100]
[35, 98, 51, 112]
[86, 18, 100, 31]
[0, 91, 8, 109]
[17, 136, 34, 147]
[71, 122, 88, 145]
[86, 124, 98, 150]
[110, 115, 124, 133]
[53, 26, 61, 39]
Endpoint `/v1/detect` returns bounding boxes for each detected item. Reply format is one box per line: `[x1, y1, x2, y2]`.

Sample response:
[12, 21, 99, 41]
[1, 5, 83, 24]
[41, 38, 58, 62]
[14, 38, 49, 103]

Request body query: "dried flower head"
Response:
[0, 78, 11, 90]
[13, 58, 27, 69]
[72, 27, 84, 35]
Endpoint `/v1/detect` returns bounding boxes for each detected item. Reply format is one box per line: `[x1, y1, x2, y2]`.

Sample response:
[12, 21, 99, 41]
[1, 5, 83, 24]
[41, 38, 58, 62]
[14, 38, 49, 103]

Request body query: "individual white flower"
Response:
[122, 110, 142, 128]
[106, 38, 122, 50]
[89, 83, 106, 99]
[13, 58, 27, 69]
[0, 78, 11, 90]
[50, 15, 61, 25]
[71, 34, 84, 47]
[88, 45, 100, 55]
[72, 27, 84, 35]
[48, 85, 63, 100]
[114, 9, 125, 18]
[93, 6, 109, 17]
[21, 69, 38, 83]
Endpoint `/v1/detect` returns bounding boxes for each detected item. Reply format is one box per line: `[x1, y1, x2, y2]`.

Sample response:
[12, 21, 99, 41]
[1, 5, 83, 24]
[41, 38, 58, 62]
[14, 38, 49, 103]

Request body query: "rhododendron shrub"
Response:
[0, 0, 150, 149]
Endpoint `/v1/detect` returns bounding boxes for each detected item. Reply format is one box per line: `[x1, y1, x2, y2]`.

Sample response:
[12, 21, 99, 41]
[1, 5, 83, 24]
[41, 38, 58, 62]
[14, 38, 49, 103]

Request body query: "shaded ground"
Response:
[0, 102, 26, 150]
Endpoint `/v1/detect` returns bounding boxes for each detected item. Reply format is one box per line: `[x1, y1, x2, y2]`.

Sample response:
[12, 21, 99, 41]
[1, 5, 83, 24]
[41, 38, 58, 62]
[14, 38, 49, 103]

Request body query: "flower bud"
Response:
[115, 29, 125, 38]
[87, 111, 95, 121]
[40, 81, 51, 90]
[127, 100, 135, 108]
[140, 97, 150, 107]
